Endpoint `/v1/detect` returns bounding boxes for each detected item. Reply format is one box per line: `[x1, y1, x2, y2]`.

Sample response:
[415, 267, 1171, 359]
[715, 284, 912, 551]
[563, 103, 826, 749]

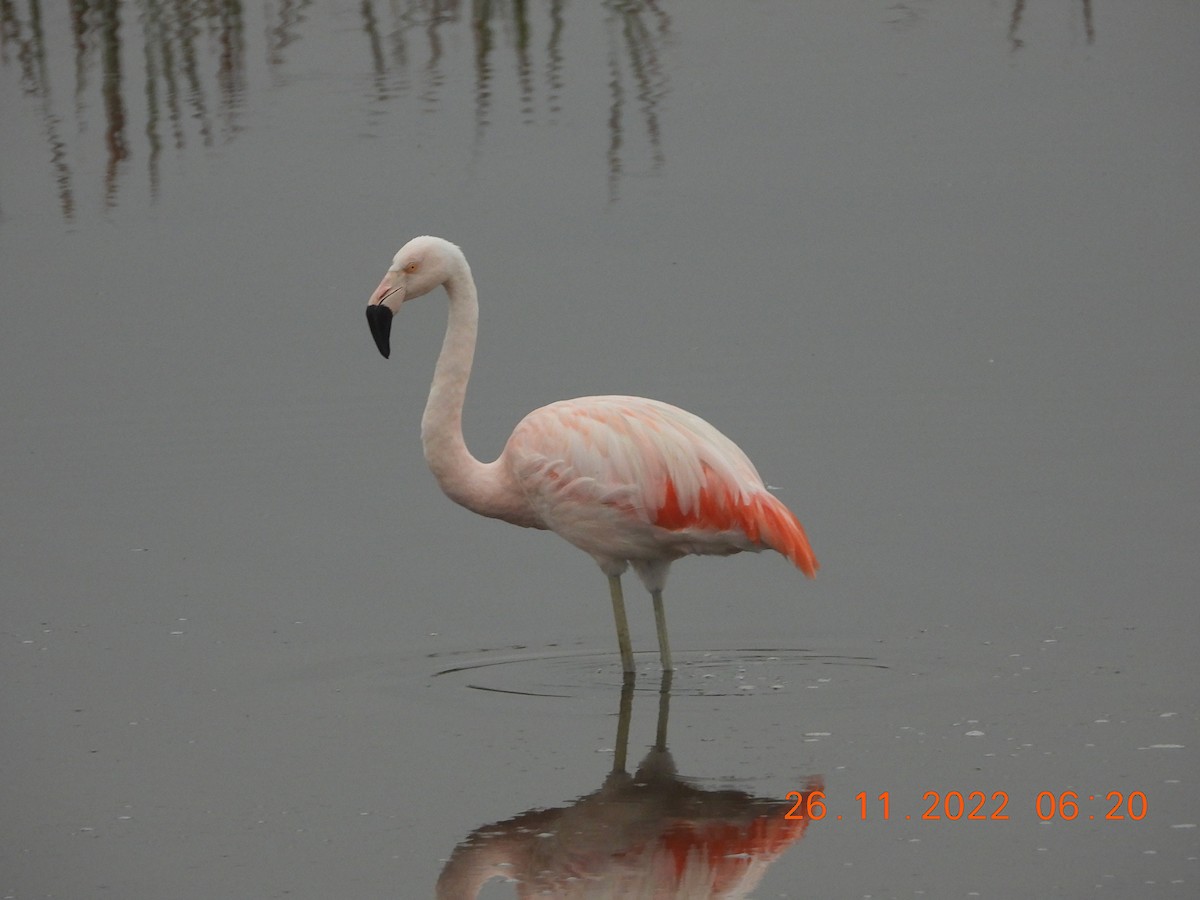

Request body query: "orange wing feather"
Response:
[506, 396, 818, 575]
[655, 465, 819, 578]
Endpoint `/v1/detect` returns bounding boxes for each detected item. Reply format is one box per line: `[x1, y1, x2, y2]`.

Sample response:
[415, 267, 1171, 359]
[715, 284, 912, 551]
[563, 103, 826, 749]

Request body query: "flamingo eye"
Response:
[403, 261, 419, 274]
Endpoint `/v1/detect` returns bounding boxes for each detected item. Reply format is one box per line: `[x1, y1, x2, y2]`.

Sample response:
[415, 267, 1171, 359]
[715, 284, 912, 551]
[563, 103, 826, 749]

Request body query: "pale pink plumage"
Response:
[504, 396, 818, 579]
[365, 236, 817, 674]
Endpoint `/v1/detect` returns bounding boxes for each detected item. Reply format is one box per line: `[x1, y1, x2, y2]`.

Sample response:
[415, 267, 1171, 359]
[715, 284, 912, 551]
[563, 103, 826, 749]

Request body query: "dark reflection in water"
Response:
[436, 673, 823, 897]
[140, 0, 246, 196]
[359, 0, 670, 201]
[1, 1, 1100, 218]
[1008, 0, 1095, 52]
[603, 0, 669, 199]
[3, 0, 74, 217]
[1, 0, 249, 217]
[2, 0, 673, 217]
[267, 0, 310, 70]
[880, 0, 1097, 48]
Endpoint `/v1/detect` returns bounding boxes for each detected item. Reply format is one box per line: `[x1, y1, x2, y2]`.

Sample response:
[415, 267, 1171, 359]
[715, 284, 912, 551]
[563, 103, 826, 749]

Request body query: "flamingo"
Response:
[365, 236, 817, 675]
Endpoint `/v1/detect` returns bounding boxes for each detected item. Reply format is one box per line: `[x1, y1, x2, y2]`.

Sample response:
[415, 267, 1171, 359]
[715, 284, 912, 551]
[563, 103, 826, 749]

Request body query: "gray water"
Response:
[2, 2, 1197, 897]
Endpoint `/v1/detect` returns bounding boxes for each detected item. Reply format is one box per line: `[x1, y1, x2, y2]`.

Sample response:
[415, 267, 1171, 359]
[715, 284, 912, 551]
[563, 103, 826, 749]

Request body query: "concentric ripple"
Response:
[429, 645, 888, 698]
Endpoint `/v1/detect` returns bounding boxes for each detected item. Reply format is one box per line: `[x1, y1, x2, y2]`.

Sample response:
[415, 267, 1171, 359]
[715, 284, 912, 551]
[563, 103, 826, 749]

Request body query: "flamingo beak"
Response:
[366, 303, 394, 358]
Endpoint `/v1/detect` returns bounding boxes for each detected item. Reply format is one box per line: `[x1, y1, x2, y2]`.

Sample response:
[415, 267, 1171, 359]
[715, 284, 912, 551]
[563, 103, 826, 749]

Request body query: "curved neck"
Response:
[420, 265, 518, 520]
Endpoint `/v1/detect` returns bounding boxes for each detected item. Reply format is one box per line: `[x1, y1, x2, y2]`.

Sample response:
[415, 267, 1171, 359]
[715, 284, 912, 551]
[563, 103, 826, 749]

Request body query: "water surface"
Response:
[2, 2, 1197, 897]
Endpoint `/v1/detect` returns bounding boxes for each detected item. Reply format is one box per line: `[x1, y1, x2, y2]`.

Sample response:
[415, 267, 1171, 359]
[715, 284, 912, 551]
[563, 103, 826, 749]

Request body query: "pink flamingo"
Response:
[365, 236, 818, 674]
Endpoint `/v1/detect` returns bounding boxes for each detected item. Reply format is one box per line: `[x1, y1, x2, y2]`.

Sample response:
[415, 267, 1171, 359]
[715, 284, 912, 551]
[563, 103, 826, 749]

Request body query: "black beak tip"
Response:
[366, 304, 394, 359]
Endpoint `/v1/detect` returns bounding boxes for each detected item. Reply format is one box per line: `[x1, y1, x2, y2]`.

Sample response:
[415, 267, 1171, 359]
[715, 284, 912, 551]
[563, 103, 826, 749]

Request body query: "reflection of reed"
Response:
[1, 1, 1110, 218]
[1, 0, 247, 217]
[604, 0, 668, 200]
[98, 0, 129, 208]
[1008, 0, 1095, 52]
[2, 0, 75, 217]
[437, 673, 823, 897]
[359, 1, 455, 103]
[3, 0, 674, 216]
[267, 0, 310, 71]
[361, 0, 670, 200]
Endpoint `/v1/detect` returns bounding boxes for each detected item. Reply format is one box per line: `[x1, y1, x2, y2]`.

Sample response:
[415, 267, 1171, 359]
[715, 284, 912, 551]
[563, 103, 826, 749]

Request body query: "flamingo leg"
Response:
[654, 668, 672, 749]
[612, 677, 635, 773]
[651, 589, 673, 672]
[608, 575, 635, 675]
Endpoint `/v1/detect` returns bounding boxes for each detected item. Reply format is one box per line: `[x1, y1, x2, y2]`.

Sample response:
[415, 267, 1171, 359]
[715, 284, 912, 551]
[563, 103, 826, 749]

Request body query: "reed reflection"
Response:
[267, 0, 310, 71]
[436, 673, 823, 898]
[1, 0, 248, 217]
[1007, 0, 1095, 52]
[1, 0, 673, 218]
[881, 1, 1097, 49]
[359, 0, 670, 200]
[3, 0, 75, 217]
[3, 1, 1099, 219]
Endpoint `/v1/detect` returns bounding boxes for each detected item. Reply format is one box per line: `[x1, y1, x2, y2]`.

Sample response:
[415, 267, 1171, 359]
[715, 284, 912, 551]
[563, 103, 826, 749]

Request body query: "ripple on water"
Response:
[429, 645, 889, 699]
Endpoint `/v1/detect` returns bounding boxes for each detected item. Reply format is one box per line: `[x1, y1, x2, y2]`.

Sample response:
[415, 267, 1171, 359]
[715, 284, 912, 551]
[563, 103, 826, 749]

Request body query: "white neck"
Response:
[419, 262, 525, 522]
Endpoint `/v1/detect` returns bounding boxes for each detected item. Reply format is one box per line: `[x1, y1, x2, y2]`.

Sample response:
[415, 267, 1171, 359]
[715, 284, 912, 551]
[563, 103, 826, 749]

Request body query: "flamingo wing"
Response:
[502, 396, 818, 576]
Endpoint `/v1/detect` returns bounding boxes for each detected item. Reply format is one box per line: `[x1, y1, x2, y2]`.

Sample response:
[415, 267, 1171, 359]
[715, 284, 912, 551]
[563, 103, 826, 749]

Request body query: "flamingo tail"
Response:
[744, 491, 819, 578]
[657, 474, 819, 578]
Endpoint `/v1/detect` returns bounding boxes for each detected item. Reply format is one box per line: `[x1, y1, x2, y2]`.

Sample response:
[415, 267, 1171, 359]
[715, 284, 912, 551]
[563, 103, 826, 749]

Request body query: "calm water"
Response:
[3, 2, 1198, 897]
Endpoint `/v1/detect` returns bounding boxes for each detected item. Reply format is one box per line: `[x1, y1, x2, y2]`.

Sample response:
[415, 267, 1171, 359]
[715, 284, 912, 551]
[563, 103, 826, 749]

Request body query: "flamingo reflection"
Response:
[436, 673, 822, 898]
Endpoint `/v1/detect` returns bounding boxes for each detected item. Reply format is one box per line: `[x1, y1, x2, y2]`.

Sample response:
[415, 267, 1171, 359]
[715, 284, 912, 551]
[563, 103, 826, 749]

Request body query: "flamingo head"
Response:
[365, 235, 465, 358]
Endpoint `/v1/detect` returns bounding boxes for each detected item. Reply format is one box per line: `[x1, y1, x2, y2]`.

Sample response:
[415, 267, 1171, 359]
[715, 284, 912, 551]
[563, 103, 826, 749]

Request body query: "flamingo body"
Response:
[503, 395, 818, 586]
[365, 236, 817, 674]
